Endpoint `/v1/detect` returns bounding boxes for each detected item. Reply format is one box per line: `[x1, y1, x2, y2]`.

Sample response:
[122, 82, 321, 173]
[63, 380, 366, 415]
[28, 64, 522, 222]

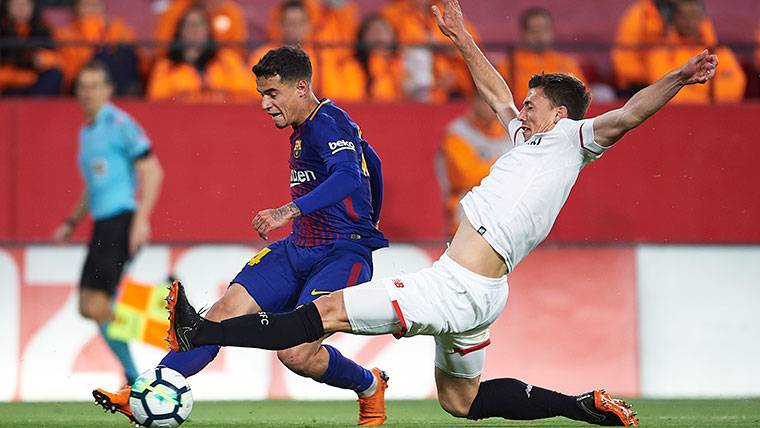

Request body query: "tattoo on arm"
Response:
[273, 202, 301, 222]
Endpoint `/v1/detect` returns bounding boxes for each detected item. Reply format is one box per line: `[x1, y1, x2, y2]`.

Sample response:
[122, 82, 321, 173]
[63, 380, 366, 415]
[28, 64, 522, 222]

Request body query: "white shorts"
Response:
[343, 253, 508, 378]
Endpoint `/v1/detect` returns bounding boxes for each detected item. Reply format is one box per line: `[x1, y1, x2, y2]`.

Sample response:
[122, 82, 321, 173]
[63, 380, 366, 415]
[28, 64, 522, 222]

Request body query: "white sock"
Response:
[358, 375, 378, 397]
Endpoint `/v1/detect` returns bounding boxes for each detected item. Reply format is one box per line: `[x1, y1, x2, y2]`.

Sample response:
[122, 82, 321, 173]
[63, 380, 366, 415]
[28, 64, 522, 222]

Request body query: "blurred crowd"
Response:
[0, 0, 757, 104]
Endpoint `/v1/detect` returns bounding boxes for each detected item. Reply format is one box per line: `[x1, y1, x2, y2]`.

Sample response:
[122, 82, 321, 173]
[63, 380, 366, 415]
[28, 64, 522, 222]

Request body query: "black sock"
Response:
[193, 303, 325, 350]
[467, 378, 587, 422]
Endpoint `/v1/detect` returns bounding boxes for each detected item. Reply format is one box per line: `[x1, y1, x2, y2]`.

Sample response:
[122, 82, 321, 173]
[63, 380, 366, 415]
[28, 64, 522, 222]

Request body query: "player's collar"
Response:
[305, 98, 331, 124]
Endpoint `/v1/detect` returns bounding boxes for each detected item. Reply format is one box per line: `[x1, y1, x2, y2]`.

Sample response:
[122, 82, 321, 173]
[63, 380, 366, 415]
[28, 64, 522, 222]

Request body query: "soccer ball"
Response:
[129, 367, 193, 428]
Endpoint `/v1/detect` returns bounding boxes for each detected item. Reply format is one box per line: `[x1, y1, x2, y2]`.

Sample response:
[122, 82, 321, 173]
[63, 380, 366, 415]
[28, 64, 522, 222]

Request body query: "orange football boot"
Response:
[92, 385, 138, 425]
[584, 389, 639, 426]
[357, 368, 389, 426]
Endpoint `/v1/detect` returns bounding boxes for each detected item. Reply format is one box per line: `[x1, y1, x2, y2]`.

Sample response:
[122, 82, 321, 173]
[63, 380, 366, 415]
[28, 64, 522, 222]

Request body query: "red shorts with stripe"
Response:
[343, 253, 508, 378]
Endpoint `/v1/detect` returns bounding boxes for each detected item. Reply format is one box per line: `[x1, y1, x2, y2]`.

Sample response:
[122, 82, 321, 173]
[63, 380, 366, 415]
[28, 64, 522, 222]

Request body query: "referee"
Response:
[52, 61, 164, 385]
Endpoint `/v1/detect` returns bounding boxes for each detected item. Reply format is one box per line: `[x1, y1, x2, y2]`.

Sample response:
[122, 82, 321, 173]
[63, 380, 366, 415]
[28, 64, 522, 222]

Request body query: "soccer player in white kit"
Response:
[166, 0, 718, 425]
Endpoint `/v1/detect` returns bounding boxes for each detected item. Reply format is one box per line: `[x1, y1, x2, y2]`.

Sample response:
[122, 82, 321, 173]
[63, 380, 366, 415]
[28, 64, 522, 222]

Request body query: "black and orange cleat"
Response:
[357, 368, 389, 426]
[165, 280, 203, 352]
[92, 385, 138, 426]
[577, 389, 639, 426]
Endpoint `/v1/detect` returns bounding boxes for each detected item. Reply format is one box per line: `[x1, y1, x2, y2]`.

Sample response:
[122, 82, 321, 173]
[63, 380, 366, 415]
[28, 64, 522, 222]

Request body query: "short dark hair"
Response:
[252, 45, 312, 83]
[519, 7, 552, 31]
[78, 60, 113, 86]
[528, 73, 590, 120]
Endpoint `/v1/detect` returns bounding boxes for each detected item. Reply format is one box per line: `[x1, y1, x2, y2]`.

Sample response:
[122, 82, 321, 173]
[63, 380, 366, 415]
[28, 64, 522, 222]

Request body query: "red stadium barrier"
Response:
[1, 99, 759, 243]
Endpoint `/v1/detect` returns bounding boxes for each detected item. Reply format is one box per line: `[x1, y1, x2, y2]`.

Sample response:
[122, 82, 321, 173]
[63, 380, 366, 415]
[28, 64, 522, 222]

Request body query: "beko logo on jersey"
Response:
[328, 140, 355, 154]
[290, 169, 317, 187]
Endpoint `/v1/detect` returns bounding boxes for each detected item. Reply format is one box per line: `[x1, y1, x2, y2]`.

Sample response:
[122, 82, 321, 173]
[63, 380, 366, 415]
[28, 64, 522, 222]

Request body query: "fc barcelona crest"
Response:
[293, 139, 302, 158]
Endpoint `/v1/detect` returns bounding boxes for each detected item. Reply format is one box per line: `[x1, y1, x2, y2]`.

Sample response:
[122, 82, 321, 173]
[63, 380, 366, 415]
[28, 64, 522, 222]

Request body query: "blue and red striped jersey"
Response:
[289, 99, 388, 249]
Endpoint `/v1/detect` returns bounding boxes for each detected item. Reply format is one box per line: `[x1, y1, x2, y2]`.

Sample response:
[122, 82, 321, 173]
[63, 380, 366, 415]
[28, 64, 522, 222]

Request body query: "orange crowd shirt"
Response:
[381, 0, 478, 101]
[0, 22, 59, 90]
[439, 116, 508, 236]
[612, 0, 716, 88]
[497, 49, 586, 104]
[55, 14, 138, 89]
[147, 48, 256, 102]
[646, 43, 745, 104]
[250, 43, 390, 103]
[267, 0, 358, 49]
[329, 52, 406, 102]
[154, 0, 248, 57]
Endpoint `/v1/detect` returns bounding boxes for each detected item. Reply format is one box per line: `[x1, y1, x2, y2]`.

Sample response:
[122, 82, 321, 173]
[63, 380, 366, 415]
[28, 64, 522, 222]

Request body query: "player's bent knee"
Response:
[206, 299, 235, 322]
[437, 395, 470, 418]
[276, 347, 316, 375]
[206, 284, 261, 322]
[79, 297, 107, 323]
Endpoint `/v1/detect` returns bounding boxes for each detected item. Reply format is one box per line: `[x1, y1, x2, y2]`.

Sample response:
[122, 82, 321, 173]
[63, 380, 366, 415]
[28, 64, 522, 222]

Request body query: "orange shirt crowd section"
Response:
[54, 14, 139, 90]
[4, 0, 756, 103]
[439, 114, 507, 236]
[646, 42, 745, 104]
[497, 50, 585, 104]
[147, 48, 256, 102]
[0, 23, 59, 91]
[612, 0, 717, 89]
[154, 0, 248, 57]
[380, 0, 478, 101]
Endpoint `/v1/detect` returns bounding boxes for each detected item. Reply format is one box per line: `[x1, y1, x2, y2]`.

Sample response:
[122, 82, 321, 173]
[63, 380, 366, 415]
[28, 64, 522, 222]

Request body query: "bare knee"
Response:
[277, 346, 320, 377]
[206, 298, 237, 322]
[79, 290, 111, 323]
[435, 368, 480, 418]
[206, 284, 261, 322]
[437, 394, 472, 418]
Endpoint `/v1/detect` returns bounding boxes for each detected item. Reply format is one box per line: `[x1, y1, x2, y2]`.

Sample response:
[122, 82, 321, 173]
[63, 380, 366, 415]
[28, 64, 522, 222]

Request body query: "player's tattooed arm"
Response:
[273, 202, 301, 221]
[251, 202, 301, 240]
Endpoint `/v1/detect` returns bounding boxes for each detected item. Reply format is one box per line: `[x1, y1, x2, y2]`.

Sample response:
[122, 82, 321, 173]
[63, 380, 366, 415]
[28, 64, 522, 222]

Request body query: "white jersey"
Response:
[460, 117, 609, 271]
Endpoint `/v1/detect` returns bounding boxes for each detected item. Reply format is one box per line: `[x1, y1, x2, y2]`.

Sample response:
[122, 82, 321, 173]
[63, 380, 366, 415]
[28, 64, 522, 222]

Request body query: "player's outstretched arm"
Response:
[432, 0, 518, 128]
[594, 49, 718, 147]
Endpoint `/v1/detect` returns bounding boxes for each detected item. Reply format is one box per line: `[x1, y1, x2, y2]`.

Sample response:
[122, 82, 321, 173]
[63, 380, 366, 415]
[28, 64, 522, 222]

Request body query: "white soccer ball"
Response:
[129, 367, 193, 428]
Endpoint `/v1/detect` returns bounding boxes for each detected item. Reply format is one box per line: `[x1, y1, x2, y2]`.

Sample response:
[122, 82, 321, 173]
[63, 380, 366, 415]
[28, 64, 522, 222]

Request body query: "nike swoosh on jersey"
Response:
[310, 289, 331, 296]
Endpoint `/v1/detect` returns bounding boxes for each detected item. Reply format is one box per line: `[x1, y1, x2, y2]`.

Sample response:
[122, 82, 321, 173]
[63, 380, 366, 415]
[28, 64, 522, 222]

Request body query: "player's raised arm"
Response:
[432, 0, 518, 128]
[593, 49, 718, 147]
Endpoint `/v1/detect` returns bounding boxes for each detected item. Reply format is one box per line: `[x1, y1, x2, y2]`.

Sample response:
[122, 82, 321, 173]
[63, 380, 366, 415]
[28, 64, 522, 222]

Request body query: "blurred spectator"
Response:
[254, 0, 360, 100]
[154, 0, 247, 58]
[352, 14, 405, 101]
[256, 0, 365, 100]
[645, 0, 745, 103]
[251, 1, 329, 96]
[329, 14, 405, 101]
[437, 94, 509, 237]
[496, 7, 585, 104]
[267, 0, 358, 53]
[0, 0, 61, 95]
[380, 0, 477, 102]
[612, 0, 716, 95]
[147, 6, 254, 102]
[55, 0, 140, 94]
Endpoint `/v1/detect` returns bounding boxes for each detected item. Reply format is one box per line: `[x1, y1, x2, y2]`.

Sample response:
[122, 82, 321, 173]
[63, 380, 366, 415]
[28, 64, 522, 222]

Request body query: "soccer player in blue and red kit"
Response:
[94, 46, 390, 426]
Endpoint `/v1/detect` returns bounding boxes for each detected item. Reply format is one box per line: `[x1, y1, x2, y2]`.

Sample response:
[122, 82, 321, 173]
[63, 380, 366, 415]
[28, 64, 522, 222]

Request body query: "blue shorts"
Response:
[232, 237, 374, 312]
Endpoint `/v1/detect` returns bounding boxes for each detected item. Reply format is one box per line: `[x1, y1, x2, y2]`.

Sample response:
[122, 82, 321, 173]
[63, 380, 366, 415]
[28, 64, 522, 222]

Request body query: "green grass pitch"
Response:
[1, 399, 759, 427]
